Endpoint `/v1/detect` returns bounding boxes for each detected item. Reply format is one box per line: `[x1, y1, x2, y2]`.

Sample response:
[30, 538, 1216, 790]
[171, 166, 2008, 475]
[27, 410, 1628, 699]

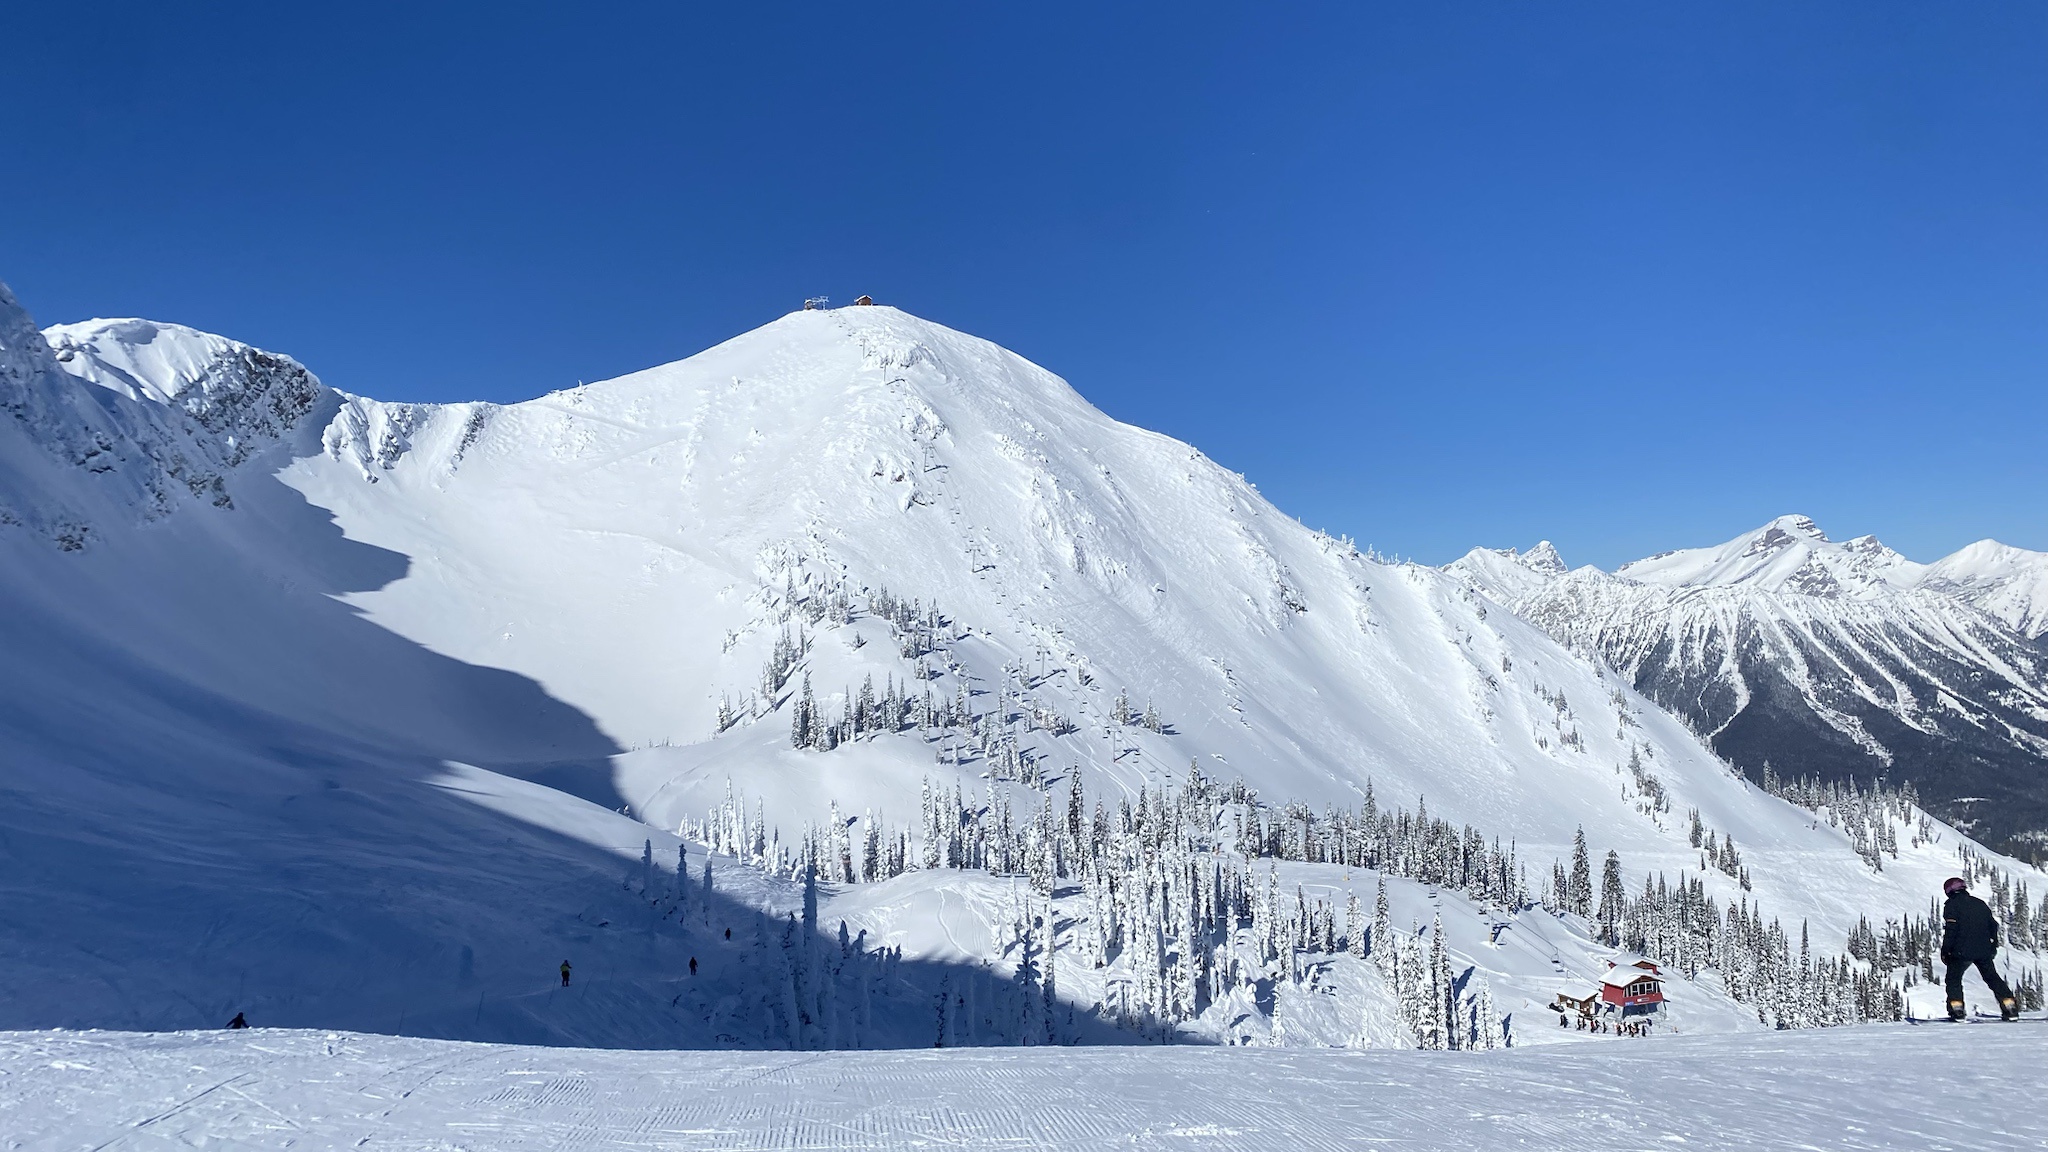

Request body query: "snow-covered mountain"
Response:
[1450, 517, 2048, 856]
[1918, 539, 2048, 642]
[2, 279, 2037, 1047]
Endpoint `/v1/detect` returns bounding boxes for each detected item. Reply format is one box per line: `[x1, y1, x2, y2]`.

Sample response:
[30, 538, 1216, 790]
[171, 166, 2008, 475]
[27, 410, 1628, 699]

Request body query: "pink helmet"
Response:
[1943, 877, 1967, 895]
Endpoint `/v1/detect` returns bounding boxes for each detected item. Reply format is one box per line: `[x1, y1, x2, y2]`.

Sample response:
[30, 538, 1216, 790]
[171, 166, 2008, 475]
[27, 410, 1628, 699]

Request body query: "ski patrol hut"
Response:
[1552, 983, 1603, 1019]
[853, 295, 874, 306]
[1599, 960, 1665, 1016]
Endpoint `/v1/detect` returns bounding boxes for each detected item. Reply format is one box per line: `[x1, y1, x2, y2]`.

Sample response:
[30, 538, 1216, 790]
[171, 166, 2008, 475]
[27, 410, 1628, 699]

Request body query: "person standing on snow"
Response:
[560, 960, 572, 988]
[1941, 877, 2018, 1021]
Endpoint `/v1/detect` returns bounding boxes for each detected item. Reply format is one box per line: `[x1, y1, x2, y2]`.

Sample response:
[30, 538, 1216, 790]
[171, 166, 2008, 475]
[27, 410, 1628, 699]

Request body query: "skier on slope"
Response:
[1941, 877, 2018, 1021]
[226, 1011, 248, 1029]
[561, 960, 572, 988]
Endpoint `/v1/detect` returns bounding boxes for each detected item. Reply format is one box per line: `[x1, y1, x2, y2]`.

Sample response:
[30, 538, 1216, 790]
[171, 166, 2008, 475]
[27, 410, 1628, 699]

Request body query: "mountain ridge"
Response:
[1448, 519, 2048, 854]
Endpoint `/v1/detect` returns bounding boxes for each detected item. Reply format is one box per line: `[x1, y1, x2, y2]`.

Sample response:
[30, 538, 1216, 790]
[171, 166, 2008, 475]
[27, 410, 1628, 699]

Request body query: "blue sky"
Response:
[4, 2, 2042, 567]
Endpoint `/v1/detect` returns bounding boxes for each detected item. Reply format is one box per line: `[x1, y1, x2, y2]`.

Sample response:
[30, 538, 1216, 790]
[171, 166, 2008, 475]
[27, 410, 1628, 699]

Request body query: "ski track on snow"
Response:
[5, 1025, 2042, 1151]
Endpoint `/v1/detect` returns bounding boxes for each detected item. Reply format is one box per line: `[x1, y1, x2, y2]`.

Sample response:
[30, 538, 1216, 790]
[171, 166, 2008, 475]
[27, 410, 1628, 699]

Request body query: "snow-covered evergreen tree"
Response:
[1346, 890, 1365, 957]
[1041, 908, 1060, 1044]
[1421, 914, 1453, 1050]
[791, 672, 816, 749]
[1471, 976, 1502, 1049]
[1598, 849, 1625, 946]
[1567, 827, 1592, 917]
[1371, 879, 1391, 963]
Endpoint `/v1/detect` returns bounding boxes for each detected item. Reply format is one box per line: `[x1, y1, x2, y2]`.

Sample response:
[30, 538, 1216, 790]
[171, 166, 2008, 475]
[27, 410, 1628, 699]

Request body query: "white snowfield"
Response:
[5, 1025, 2043, 1151]
[0, 280, 2041, 1058]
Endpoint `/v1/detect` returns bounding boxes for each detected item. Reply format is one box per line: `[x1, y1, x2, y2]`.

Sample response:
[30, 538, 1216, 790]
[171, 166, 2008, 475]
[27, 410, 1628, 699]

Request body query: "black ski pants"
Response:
[1944, 957, 2013, 1005]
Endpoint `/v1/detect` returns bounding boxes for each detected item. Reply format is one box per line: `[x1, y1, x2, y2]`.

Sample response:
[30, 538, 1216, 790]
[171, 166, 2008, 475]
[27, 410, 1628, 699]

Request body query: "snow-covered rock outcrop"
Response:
[0, 289, 326, 547]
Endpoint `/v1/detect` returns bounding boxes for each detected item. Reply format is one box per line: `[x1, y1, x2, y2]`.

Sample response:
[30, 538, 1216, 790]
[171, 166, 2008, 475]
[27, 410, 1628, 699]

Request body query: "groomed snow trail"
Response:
[5, 1027, 2040, 1151]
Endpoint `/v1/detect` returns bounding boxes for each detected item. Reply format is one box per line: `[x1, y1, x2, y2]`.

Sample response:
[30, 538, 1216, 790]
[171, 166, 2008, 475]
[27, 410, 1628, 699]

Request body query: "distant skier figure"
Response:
[1941, 877, 2018, 1021]
[226, 1012, 247, 1029]
[689, 957, 698, 976]
[560, 960, 572, 988]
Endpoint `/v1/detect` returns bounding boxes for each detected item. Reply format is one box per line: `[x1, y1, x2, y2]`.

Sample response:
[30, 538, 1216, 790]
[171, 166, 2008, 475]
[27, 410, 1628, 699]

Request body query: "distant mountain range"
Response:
[1449, 516, 2048, 857]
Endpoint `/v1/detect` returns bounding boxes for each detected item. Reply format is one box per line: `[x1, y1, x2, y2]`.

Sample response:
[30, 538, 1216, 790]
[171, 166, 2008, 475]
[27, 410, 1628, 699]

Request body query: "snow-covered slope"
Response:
[1449, 518, 2048, 855]
[10, 1025, 2045, 1150]
[3, 279, 2038, 1048]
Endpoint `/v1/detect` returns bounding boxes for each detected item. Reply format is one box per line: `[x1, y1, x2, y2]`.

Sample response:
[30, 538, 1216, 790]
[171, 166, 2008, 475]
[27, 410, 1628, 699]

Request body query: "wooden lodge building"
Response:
[1553, 959, 1667, 1020]
[1600, 961, 1666, 1016]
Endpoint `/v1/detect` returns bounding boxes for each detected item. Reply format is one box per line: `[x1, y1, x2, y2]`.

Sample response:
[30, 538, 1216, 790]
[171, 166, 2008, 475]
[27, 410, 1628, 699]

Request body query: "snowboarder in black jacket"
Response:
[1941, 877, 2017, 1021]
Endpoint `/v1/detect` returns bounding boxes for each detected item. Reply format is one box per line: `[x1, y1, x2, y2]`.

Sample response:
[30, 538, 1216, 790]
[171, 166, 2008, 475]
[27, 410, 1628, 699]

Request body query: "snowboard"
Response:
[1905, 1012, 2041, 1024]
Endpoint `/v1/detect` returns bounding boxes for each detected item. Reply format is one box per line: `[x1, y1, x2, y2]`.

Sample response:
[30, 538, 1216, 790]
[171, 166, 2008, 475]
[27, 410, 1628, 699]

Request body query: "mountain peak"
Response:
[1769, 513, 1827, 539]
[1524, 540, 1567, 574]
[43, 316, 325, 470]
[1740, 514, 1828, 560]
[1441, 541, 1569, 606]
[44, 318, 273, 408]
[1614, 515, 1924, 597]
